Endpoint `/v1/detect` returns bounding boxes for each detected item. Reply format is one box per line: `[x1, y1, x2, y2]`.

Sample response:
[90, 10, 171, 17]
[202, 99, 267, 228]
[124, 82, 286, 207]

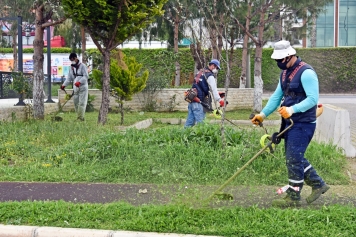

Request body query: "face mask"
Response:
[71, 60, 76, 66]
[212, 69, 218, 74]
[276, 57, 291, 70]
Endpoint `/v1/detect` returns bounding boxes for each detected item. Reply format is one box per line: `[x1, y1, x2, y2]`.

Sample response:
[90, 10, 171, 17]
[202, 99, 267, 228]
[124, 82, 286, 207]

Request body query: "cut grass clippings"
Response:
[0, 201, 355, 237]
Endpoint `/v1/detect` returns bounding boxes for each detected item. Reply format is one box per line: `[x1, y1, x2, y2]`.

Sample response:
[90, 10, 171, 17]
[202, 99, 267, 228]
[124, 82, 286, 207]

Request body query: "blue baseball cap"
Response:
[209, 59, 221, 69]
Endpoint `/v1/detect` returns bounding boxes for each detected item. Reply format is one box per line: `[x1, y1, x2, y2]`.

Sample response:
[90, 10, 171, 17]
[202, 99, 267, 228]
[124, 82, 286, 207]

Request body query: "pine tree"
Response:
[92, 52, 148, 125]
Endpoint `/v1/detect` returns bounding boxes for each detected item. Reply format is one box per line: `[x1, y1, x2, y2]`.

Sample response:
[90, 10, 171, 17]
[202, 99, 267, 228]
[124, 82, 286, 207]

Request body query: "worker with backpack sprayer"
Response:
[251, 40, 329, 207]
[60, 53, 89, 121]
[184, 59, 227, 128]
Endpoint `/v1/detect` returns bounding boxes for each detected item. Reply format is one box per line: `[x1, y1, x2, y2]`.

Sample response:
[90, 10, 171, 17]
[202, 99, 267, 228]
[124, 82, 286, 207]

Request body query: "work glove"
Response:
[74, 81, 81, 87]
[251, 113, 265, 125]
[278, 106, 294, 119]
[316, 104, 323, 117]
[218, 92, 226, 99]
[60, 85, 65, 90]
[219, 100, 228, 107]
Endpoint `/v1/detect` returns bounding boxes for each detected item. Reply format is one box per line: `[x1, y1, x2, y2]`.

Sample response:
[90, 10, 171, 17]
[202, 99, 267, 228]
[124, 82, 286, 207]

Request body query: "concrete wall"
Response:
[314, 104, 356, 157]
[58, 88, 254, 112]
[0, 100, 58, 122]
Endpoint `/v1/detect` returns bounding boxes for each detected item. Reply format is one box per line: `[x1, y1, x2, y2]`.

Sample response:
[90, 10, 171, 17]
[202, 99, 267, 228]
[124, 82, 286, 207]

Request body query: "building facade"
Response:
[304, 0, 356, 47]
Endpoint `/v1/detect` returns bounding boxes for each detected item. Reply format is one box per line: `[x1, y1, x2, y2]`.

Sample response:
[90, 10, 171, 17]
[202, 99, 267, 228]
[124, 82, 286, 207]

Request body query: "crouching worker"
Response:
[60, 53, 89, 121]
[184, 59, 227, 128]
[251, 40, 329, 207]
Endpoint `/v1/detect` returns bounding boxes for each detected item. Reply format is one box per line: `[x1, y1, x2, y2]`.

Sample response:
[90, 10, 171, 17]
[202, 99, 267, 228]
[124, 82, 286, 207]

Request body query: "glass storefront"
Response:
[314, 3, 335, 47]
[339, 0, 356, 46]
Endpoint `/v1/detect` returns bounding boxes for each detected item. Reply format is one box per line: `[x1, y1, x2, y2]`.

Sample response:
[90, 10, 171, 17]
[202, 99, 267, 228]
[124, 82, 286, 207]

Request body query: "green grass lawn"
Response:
[1, 110, 344, 185]
[1, 201, 355, 237]
[0, 110, 353, 236]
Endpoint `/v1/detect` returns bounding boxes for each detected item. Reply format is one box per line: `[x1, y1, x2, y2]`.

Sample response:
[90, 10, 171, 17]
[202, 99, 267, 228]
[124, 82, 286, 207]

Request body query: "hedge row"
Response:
[2, 47, 356, 92]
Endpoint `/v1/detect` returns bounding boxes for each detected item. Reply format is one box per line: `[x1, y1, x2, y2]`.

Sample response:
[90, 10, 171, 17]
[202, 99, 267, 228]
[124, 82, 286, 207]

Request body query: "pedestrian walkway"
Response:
[0, 224, 220, 237]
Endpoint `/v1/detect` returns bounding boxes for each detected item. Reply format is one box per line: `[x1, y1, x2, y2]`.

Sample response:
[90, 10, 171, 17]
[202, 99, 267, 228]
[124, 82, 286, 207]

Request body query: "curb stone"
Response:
[0, 224, 221, 237]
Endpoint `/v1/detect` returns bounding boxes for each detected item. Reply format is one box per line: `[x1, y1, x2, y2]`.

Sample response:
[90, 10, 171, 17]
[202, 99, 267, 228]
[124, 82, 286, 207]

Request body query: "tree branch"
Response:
[42, 17, 67, 28]
[108, 0, 125, 48]
[93, 38, 104, 55]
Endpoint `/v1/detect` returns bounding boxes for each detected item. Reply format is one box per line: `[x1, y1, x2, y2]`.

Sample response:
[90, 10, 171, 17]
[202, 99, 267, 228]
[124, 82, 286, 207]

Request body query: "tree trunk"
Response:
[240, 34, 249, 89]
[253, 12, 265, 113]
[210, 0, 218, 59]
[81, 26, 87, 64]
[209, 27, 218, 59]
[120, 97, 124, 125]
[310, 13, 317, 47]
[189, 42, 205, 70]
[98, 49, 111, 125]
[174, 16, 180, 87]
[32, 9, 45, 119]
[72, 21, 76, 51]
[217, 14, 224, 60]
[240, 3, 251, 89]
[12, 32, 18, 71]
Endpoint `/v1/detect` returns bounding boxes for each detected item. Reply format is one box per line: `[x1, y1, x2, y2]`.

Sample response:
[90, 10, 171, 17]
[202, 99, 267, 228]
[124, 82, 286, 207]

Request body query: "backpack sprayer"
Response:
[184, 89, 237, 126]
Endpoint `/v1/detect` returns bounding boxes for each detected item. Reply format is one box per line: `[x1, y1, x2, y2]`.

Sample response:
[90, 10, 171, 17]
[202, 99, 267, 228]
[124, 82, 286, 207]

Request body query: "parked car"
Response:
[43, 76, 66, 84]
[52, 76, 65, 84]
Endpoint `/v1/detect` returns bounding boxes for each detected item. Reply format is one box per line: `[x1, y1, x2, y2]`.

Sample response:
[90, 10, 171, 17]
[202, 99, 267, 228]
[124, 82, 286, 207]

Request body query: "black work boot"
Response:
[306, 184, 330, 204]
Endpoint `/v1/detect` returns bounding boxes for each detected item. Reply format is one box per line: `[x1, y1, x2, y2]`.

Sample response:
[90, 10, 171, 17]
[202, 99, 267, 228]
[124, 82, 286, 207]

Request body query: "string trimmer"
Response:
[52, 89, 74, 121]
[205, 117, 294, 202]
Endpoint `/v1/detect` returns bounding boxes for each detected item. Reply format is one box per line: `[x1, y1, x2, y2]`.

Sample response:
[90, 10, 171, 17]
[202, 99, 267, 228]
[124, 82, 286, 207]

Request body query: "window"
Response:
[339, 0, 356, 46]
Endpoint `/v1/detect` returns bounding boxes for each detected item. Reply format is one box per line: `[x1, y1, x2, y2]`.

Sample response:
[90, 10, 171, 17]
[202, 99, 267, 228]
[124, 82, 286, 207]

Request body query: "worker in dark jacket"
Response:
[184, 59, 226, 128]
[251, 40, 329, 207]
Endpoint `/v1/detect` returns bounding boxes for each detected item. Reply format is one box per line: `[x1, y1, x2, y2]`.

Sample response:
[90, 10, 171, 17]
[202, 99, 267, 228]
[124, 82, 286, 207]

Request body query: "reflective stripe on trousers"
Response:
[284, 122, 325, 189]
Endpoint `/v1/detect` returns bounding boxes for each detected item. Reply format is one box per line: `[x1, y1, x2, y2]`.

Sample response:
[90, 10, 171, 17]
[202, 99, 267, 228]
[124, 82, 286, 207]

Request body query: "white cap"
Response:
[271, 40, 296, 59]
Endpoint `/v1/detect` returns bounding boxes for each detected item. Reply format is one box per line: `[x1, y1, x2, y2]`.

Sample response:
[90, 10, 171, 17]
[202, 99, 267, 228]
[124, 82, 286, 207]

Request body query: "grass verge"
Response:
[0, 201, 355, 237]
[0, 110, 353, 236]
[0, 112, 348, 185]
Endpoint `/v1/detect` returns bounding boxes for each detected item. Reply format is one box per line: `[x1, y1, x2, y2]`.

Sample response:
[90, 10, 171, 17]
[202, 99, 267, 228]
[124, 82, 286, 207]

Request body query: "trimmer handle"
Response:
[249, 113, 263, 127]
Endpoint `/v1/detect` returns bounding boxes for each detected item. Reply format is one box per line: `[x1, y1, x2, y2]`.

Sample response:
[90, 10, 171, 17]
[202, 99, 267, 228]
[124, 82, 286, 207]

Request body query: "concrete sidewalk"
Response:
[0, 224, 220, 237]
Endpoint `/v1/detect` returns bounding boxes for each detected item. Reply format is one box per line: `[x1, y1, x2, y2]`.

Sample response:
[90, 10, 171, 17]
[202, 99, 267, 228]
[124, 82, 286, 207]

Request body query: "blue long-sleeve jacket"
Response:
[261, 69, 319, 120]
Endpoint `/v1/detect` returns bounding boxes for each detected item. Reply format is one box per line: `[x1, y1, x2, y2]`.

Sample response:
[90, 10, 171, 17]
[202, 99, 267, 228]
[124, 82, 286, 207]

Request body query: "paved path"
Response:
[0, 182, 355, 207]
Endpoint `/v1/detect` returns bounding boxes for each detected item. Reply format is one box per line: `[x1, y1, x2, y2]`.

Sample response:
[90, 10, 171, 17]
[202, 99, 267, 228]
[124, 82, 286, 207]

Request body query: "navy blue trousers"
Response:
[284, 122, 325, 198]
